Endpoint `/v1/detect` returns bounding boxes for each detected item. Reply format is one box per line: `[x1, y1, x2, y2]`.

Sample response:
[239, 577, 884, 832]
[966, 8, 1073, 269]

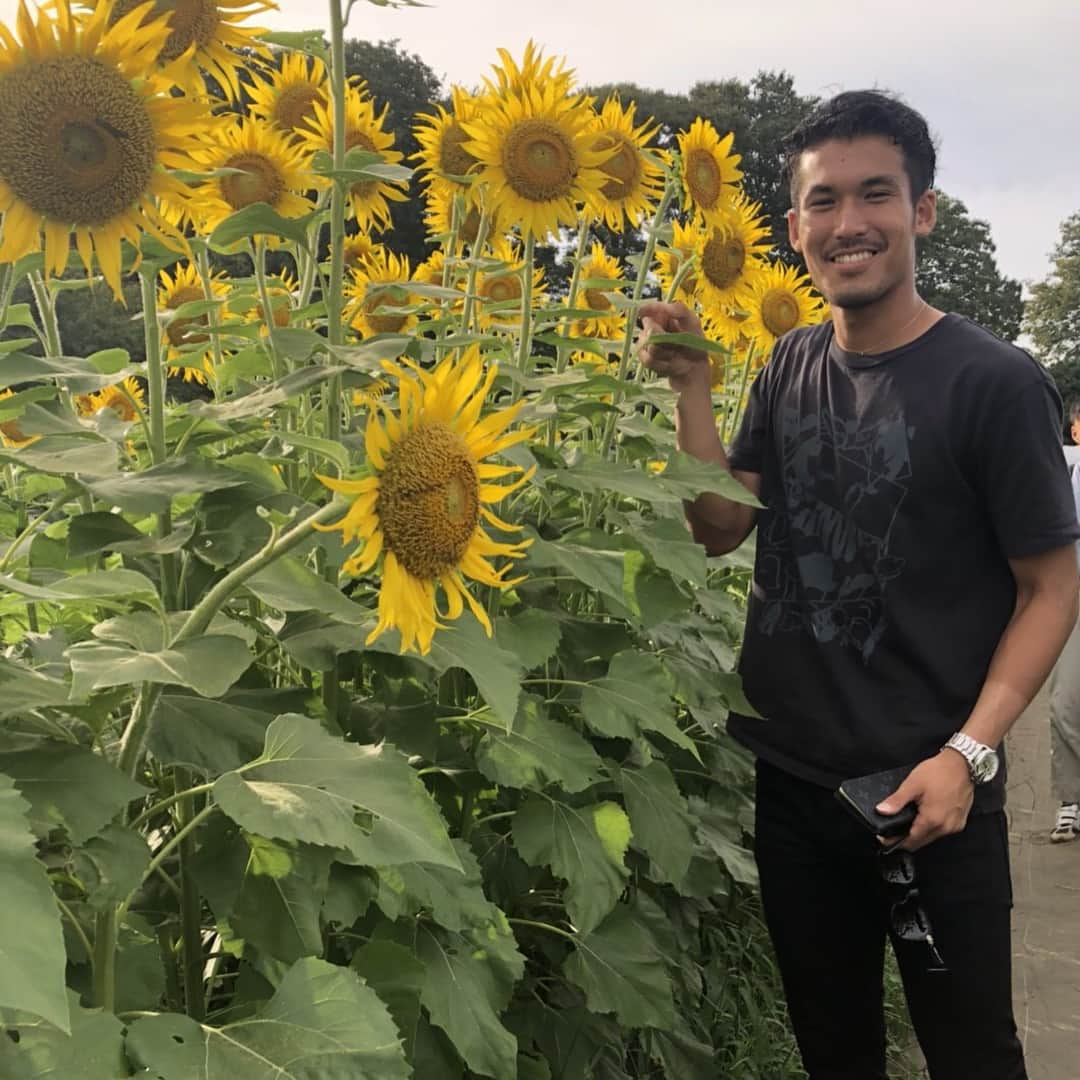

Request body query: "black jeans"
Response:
[754, 759, 1027, 1080]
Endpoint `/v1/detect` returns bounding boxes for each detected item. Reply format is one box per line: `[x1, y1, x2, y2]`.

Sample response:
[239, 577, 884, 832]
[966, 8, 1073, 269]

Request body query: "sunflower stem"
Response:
[173, 768, 206, 1021]
[28, 273, 62, 358]
[92, 910, 118, 1012]
[511, 232, 536, 401]
[459, 200, 492, 335]
[554, 224, 591, 376]
[195, 245, 224, 399]
[720, 340, 756, 444]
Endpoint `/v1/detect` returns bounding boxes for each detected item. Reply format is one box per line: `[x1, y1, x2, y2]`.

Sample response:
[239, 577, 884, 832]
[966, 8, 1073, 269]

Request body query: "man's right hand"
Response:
[635, 300, 711, 391]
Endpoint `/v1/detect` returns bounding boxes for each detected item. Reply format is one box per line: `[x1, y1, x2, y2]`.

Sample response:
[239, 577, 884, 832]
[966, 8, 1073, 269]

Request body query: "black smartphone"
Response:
[835, 764, 918, 838]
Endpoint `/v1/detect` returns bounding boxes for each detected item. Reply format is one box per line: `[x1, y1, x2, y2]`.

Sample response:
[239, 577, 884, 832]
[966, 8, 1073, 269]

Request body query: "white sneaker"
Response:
[1051, 802, 1079, 843]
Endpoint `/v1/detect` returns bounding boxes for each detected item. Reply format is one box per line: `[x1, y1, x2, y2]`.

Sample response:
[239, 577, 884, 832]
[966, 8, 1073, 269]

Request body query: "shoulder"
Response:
[934, 314, 1054, 396]
[761, 321, 833, 384]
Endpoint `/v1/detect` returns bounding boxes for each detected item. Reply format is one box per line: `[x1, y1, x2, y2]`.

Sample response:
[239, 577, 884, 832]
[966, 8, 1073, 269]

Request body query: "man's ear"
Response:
[787, 207, 802, 253]
[914, 189, 937, 238]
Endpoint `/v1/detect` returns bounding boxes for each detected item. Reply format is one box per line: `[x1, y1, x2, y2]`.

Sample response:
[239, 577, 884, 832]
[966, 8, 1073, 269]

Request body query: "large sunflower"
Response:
[248, 51, 329, 138]
[586, 95, 665, 232]
[741, 260, 828, 354]
[159, 261, 228, 383]
[677, 117, 742, 228]
[413, 85, 483, 197]
[343, 231, 379, 272]
[569, 242, 626, 341]
[297, 83, 407, 231]
[423, 185, 497, 249]
[486, 40, 574, 99]
[463, 59, 613, 239]
[693, 196, 772, 311]
[182, 117, 315, 238]
[317, 346, 534, 655]
[84, 376, 145, 422]
[0, 0, 212, 301]
[475, 237, 546, 331]
[345, 248, 418, 339]
[654, 218, 703, 304]
[106, 0, 272, 101]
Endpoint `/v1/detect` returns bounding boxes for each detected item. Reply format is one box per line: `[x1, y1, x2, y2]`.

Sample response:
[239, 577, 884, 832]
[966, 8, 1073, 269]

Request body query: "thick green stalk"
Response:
[195, 246, 224, 398]
[458, 202, 492, 335]
[553, 224, 591, 376]
[721, 341, 756, 444]
[173, 767, 205, 1021]
[511, 232, 537, 402]
[28, 273, 62, 358]
[92, 912, 117, 1011]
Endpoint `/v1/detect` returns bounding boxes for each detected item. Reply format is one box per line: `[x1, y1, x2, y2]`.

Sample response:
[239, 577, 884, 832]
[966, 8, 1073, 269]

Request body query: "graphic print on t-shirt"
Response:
[755, 406, 912, 661]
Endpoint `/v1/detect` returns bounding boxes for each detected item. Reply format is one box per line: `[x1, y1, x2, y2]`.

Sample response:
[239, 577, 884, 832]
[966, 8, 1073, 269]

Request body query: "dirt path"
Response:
[1007, 686, 1080, 1079]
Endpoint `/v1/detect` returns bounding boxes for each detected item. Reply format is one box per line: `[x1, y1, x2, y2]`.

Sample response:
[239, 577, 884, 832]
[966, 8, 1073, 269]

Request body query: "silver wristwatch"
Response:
[943, 732, 1000, 785]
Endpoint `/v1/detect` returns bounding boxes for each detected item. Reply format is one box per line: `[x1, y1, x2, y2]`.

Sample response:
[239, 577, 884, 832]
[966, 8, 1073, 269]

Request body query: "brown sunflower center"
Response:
[701, 232, 746, 292]
[761, 288, 801, 337]
[257, 290, 292, 328]
[0, 55, 157, 225]
[273, 83, 326, 134]
[440, 121, 477, 178]
[595, 132, 641, 200]
[362, 287, 409, 334]
[668, 251, 698, 297]
[584, 287, 612, 312]
[501, 118, 577, 203]
[165, 284, 210, 346]
[685, 148, 723, 210]
[461, 205, 485, 246]
[111, 0, 222, 61]
[376, 421, 480, 578]
[220, 151, 286, 211]
[483, 274, 522, 305]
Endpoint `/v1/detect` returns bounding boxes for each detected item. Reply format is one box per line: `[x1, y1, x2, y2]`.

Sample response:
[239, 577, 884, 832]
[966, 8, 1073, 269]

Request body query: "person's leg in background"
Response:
[754, 760, 892, 1080]
[893, 811, 1027, 1080]
[1048, 617, 1080, 841]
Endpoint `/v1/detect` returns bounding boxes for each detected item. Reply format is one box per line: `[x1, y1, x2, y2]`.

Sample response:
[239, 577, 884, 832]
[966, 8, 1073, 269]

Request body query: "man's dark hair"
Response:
[1068, 399, 1080, 425]
[781, 90, 936, 206]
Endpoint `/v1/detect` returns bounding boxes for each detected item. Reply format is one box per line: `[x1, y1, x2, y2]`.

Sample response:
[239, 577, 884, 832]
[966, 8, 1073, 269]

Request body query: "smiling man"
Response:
[635, 91, 1079, 1079]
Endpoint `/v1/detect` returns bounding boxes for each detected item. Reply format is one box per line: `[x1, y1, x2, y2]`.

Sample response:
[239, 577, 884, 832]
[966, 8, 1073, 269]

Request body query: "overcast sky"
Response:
[4, 0, 1075, 289]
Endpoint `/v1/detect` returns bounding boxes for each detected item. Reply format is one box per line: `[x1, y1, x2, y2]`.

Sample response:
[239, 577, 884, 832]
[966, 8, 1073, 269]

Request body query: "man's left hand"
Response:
[876, 750, 974, 851]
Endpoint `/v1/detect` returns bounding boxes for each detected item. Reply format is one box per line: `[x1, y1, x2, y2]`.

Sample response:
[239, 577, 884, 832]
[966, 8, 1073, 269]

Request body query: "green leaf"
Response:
[624, 516, 708, 587]
[73, 823, 151, 910]
[246, 555, 368, 624]
[582, 650, 700, 759]
[416, 915, 524, 1080]
[0, 743, 146, 844]
[0, 655, 72, 717]
[212, 713, 460, 870]
[208, 202, 323, 251]
[564, 905, 676, 1031]
[476, 695, 602, 794]
[618, 762, 695, 885]
[65, 511, 142, 557]
[83, 457, 251, 515]
[643, 331, 730, 354]
[278, 611, 367, 670]
[0, 352, 140, 393]
[0, 774, 68, 1032]
[512, 796, 627, 935]
[390, 839, 498, 933]
[494, 608, 562, 670]
[351, 940, 426, 1059]
[658, 451, 763, 507]
[186, 365, 345, 422]
[0, 435, 118, 477]
[147, 694, 271, 775]
[525, 534, 638, 612]
[230, 838, 333, 964]
[66, 636, 253, 699]
[258, 28, 326, 52]
[592, 801, 632, 866]
[125, 957, 410, 1078]
[691, 796, 758, 887]
[0, 568, 161, 612]
[0, 992, 126, 1078]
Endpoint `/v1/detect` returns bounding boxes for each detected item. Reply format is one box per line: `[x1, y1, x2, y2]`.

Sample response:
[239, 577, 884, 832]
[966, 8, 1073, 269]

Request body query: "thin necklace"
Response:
[843, 300, 929, 356]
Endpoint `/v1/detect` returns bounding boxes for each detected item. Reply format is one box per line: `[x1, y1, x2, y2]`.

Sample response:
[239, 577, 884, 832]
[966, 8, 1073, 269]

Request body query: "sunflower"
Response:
[158, 261, 227, 383]
[568, 242, 626, 341]
[475, 237, 546, 331]
[413, 85, 483, 197]
[463, 51, 613, 239]
[249, 268, 299, 331]
[586, 94, 665, 232]
[345, 248, 418, 339]
[485, 40, 575, 99]
[741, 260, 828, 354]
[654, 218, 702, 304]
[351, 377, 389, 412]
[85, 376, 145, 422]
[316, 345, 534, 655]
[0, 389, 38, 448]
[423, 185, 496, 249]
[343, 231, 379, 272]
[181, 117, 315, 239]
[0, 0, 212, 301]
[106, 0, 272, 101]
[676, 117, 742, 228]
[248, 51, 329, 138]
[297, 83, 407, 231]
[693, 198, 772, 312]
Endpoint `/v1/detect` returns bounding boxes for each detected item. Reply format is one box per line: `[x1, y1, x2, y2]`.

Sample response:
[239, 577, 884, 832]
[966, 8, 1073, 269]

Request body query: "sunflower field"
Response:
[0, 1, 831, 1076]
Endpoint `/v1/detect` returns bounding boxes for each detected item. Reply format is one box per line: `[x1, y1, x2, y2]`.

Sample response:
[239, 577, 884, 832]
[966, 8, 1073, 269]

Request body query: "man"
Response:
[637, 90, 1079, 1080]
[1048, 400, 1080, 841]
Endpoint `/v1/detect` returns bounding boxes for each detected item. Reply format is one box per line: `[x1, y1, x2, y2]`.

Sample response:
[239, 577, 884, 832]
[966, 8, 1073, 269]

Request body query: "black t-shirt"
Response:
[726, 314, 1080, 810]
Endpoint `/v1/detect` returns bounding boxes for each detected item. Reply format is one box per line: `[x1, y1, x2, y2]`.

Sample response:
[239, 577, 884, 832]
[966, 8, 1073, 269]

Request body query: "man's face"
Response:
[786, 135, 936, 310]
[1070, 417, 1080, 446]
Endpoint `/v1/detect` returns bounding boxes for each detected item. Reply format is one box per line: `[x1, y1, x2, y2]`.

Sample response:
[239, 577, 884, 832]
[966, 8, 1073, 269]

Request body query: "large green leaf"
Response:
[147, 694, 271, 775]
[351, 940, 427, 1059]
[73, 823, 151, 911]
[476, 695, 603, 794]
[0, 742, 146, 844]
[212, 713, 460, 870]
[658, 452, 763, 507]
[208, 201, 323, 251]
[691, 795, 758, 887]
[512, 796, 628, 935]
[246, 555, 368, 624]
[0, 435, 118, 477]
[493, 608, 562, 670]
[622, 515, 708, 587]
[67, 636, 253, 699]
[0, 568, 161, 612]
[186, 365, 345, 422]
[564, 905, 676, 1031]
[618, 762, 695, 885]
[416, 915, 524, 1080]
[83, 457, 251, 515]
[0, 992, 126, 1078]
[67, 511, 195, 558]
[0, 655, 72, 717]
[125, 957, 410, 1078]
[0, 352, 141, 392]
[277, 611, 365, 670]
[524, 534, 640, 612]
[0, 774, 68, 1031]
[385, 839, 498, 933]
[582, 650, 700, 759]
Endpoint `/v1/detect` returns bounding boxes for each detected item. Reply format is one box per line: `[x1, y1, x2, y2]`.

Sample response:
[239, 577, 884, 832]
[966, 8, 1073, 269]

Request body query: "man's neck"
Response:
[832, 291, 937, 355]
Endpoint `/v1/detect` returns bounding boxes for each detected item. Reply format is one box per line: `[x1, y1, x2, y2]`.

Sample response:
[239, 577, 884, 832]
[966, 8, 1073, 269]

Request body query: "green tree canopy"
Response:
[1025, 211, 1080, 368]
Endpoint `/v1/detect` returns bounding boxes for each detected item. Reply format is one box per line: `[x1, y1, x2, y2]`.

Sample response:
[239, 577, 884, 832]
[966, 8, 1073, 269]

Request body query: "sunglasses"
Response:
[878, 848, 948, 973]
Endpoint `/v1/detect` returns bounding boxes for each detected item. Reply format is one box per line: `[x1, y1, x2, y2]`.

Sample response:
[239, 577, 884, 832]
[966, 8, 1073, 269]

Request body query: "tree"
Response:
[1025, 211, 1080, 369]
[916, 193, 1023, 341]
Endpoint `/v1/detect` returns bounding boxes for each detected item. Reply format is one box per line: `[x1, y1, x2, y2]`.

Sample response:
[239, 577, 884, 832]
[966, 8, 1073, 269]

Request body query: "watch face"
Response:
[974, 749, 1000, 784]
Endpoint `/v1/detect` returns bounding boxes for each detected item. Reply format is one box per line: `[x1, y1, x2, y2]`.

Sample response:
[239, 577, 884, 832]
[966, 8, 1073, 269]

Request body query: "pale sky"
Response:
[3, 0, 1075, 289]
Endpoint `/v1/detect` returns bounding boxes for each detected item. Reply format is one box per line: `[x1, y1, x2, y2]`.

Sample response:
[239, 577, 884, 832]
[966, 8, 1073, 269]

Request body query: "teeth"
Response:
[833, 251, 875, 264]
